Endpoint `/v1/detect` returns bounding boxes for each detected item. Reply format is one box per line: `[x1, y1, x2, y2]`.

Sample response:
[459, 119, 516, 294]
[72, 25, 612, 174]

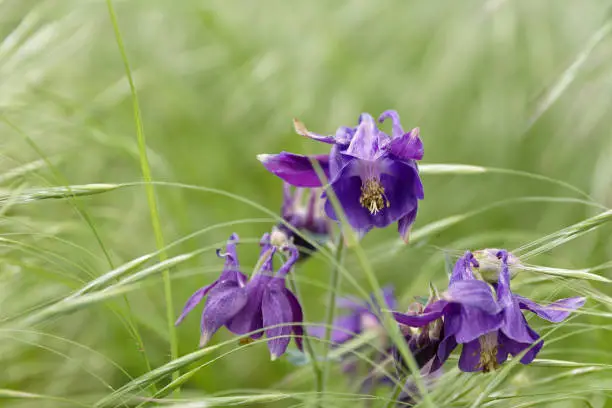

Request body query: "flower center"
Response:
[359, 178, 389, 214]
[478, 332, 499, 373]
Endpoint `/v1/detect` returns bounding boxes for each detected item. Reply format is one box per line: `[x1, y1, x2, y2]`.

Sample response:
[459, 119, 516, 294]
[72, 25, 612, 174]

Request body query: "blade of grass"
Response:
[105, 0, 178, 392]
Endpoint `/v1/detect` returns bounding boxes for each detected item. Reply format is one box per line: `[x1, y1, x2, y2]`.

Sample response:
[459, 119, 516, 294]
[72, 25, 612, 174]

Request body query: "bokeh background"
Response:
[1, 0, 612, 406]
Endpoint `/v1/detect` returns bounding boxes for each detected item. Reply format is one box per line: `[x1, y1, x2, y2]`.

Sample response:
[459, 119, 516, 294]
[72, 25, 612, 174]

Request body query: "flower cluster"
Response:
[176, 233, 303, 359]
[176, 110, 586, 405]
[393, 250, 585, 372]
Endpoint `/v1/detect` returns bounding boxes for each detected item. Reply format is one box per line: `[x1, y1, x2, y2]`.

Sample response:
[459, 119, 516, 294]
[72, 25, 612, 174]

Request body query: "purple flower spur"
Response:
[270, 183, 331, 260]
[258, 110, 424, 240]
[176, 233, 304, 360]
[393, 250, 585, 372]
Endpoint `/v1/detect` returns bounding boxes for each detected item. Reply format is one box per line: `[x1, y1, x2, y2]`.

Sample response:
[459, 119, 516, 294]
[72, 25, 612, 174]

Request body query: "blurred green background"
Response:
[1, 0, 611, 406]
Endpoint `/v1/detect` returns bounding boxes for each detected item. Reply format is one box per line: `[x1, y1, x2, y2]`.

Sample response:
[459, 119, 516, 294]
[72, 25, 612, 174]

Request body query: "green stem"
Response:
[286, 277, 323, 399]
[385, 380, 404, 408]
[105, 0, 179, 393]
[321, 236, 346, 389]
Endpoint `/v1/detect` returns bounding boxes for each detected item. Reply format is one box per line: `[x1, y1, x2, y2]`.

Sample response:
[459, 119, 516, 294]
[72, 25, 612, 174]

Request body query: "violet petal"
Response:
[258, 152, 331, 187]
[515, 295, 585, 323]
[262, 286, 294, 359]
[200, 281, 248, 347]
[447, 280, 501, 314]
[387, 128, 424, 161]
[175, 283, 216, 326]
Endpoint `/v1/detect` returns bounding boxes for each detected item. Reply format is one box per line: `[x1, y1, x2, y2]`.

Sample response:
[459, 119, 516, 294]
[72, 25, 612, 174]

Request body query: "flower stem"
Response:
[385, 380, 404, 408]
[287, 277, 323, 401]
[321, 235, 346, 389]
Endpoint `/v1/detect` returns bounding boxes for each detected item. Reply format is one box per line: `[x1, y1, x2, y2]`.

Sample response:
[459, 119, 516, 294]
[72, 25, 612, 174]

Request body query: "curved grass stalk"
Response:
[105, 0, 177, 390]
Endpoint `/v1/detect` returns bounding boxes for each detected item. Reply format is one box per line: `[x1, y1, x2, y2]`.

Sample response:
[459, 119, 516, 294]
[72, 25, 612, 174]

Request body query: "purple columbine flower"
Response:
[175, 233, 304, 360]
[309, 286, 397, 346]
[393, 250, 585, 373]
[270, 183, 331, 260]
[258, 110, 424, 240]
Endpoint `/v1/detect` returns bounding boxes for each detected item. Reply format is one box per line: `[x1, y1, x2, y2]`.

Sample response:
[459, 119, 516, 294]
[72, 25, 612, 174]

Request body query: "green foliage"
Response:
[1, 0, 612, 407]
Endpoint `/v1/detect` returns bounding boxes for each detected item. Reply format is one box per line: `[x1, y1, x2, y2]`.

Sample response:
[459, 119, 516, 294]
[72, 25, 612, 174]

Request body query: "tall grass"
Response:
[1, 0, 611, 407]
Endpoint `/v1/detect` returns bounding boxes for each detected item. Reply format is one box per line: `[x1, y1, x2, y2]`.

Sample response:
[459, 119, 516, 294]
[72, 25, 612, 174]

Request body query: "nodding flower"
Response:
[258, 110, 423, 241]
[270, 183, 331, 260]
[175, 233, 304, 360]
[393, 250, 585, 373]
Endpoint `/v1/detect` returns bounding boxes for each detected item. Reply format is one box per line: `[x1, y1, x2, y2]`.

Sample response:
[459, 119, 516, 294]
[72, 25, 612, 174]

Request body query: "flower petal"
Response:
[324, 161, 373, 234]
[398, 206, 418, 243]
[454, 306, 502, 344]
[378, 110, 404, 139]
[344, 113, 380, 161]
[498, 328, 542, 365]
[449, 252, 477, 284]
[393, 303, 447, 328]
[515, 295, 585, 323]
[437, 304, 460, 362]
[262, 286, 294, 359]
[258, 152, 331, 187]
[310, 314, 362, 345]
[387, 128, 424, 161]
[447, 280, 501, 315]
[175, 283, 216, 325]
[458, 339, 482, 372]
[285, 288, 304, 351]
[200, 281, 248, 347]
[293, 118, 335, 144]
[225, 274, 269, 337]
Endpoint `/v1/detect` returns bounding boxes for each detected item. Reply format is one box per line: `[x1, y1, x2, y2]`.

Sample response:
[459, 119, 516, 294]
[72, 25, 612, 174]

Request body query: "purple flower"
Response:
[309, 286, 397, 346]
[393, 251, 585, 373]
[258, 111, 424, 240]
[270, 183, 331, 260]
[176, 233, 304, 359]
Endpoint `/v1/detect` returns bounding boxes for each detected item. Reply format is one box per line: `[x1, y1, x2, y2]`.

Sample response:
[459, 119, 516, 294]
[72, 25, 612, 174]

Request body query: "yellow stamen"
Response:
[477, 332, 499, 373]
[359, 179, 389, 214]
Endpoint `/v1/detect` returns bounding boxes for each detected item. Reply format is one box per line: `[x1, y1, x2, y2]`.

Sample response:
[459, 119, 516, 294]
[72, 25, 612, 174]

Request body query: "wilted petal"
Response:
[344, 113, 380, 161]
[387, 128, 424, 161]
[458, 339, 481, 372]
[258, 152, 331, 187]
[175, 283, 216, 325]
[200, 281, 248, 346]
[447, 280, 501, 314]
[262, 286, 294, 359]
[293, 118, 336, 144]
[515, 295, 585, 323]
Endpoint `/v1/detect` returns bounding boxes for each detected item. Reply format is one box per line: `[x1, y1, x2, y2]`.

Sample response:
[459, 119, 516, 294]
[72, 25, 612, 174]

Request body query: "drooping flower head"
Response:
[176, 233, 304, 359]
[270, 183, 331, 260]
[258, 111, 424, 240]
[393, 250, 585, 373]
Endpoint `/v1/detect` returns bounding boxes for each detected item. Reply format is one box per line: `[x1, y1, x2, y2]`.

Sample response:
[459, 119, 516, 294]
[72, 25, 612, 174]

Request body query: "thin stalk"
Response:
[105, 0, 179, 393]
[385, 381, 403, 408]
[287, 276, 323, 401]
[321, 236, 346, 386]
